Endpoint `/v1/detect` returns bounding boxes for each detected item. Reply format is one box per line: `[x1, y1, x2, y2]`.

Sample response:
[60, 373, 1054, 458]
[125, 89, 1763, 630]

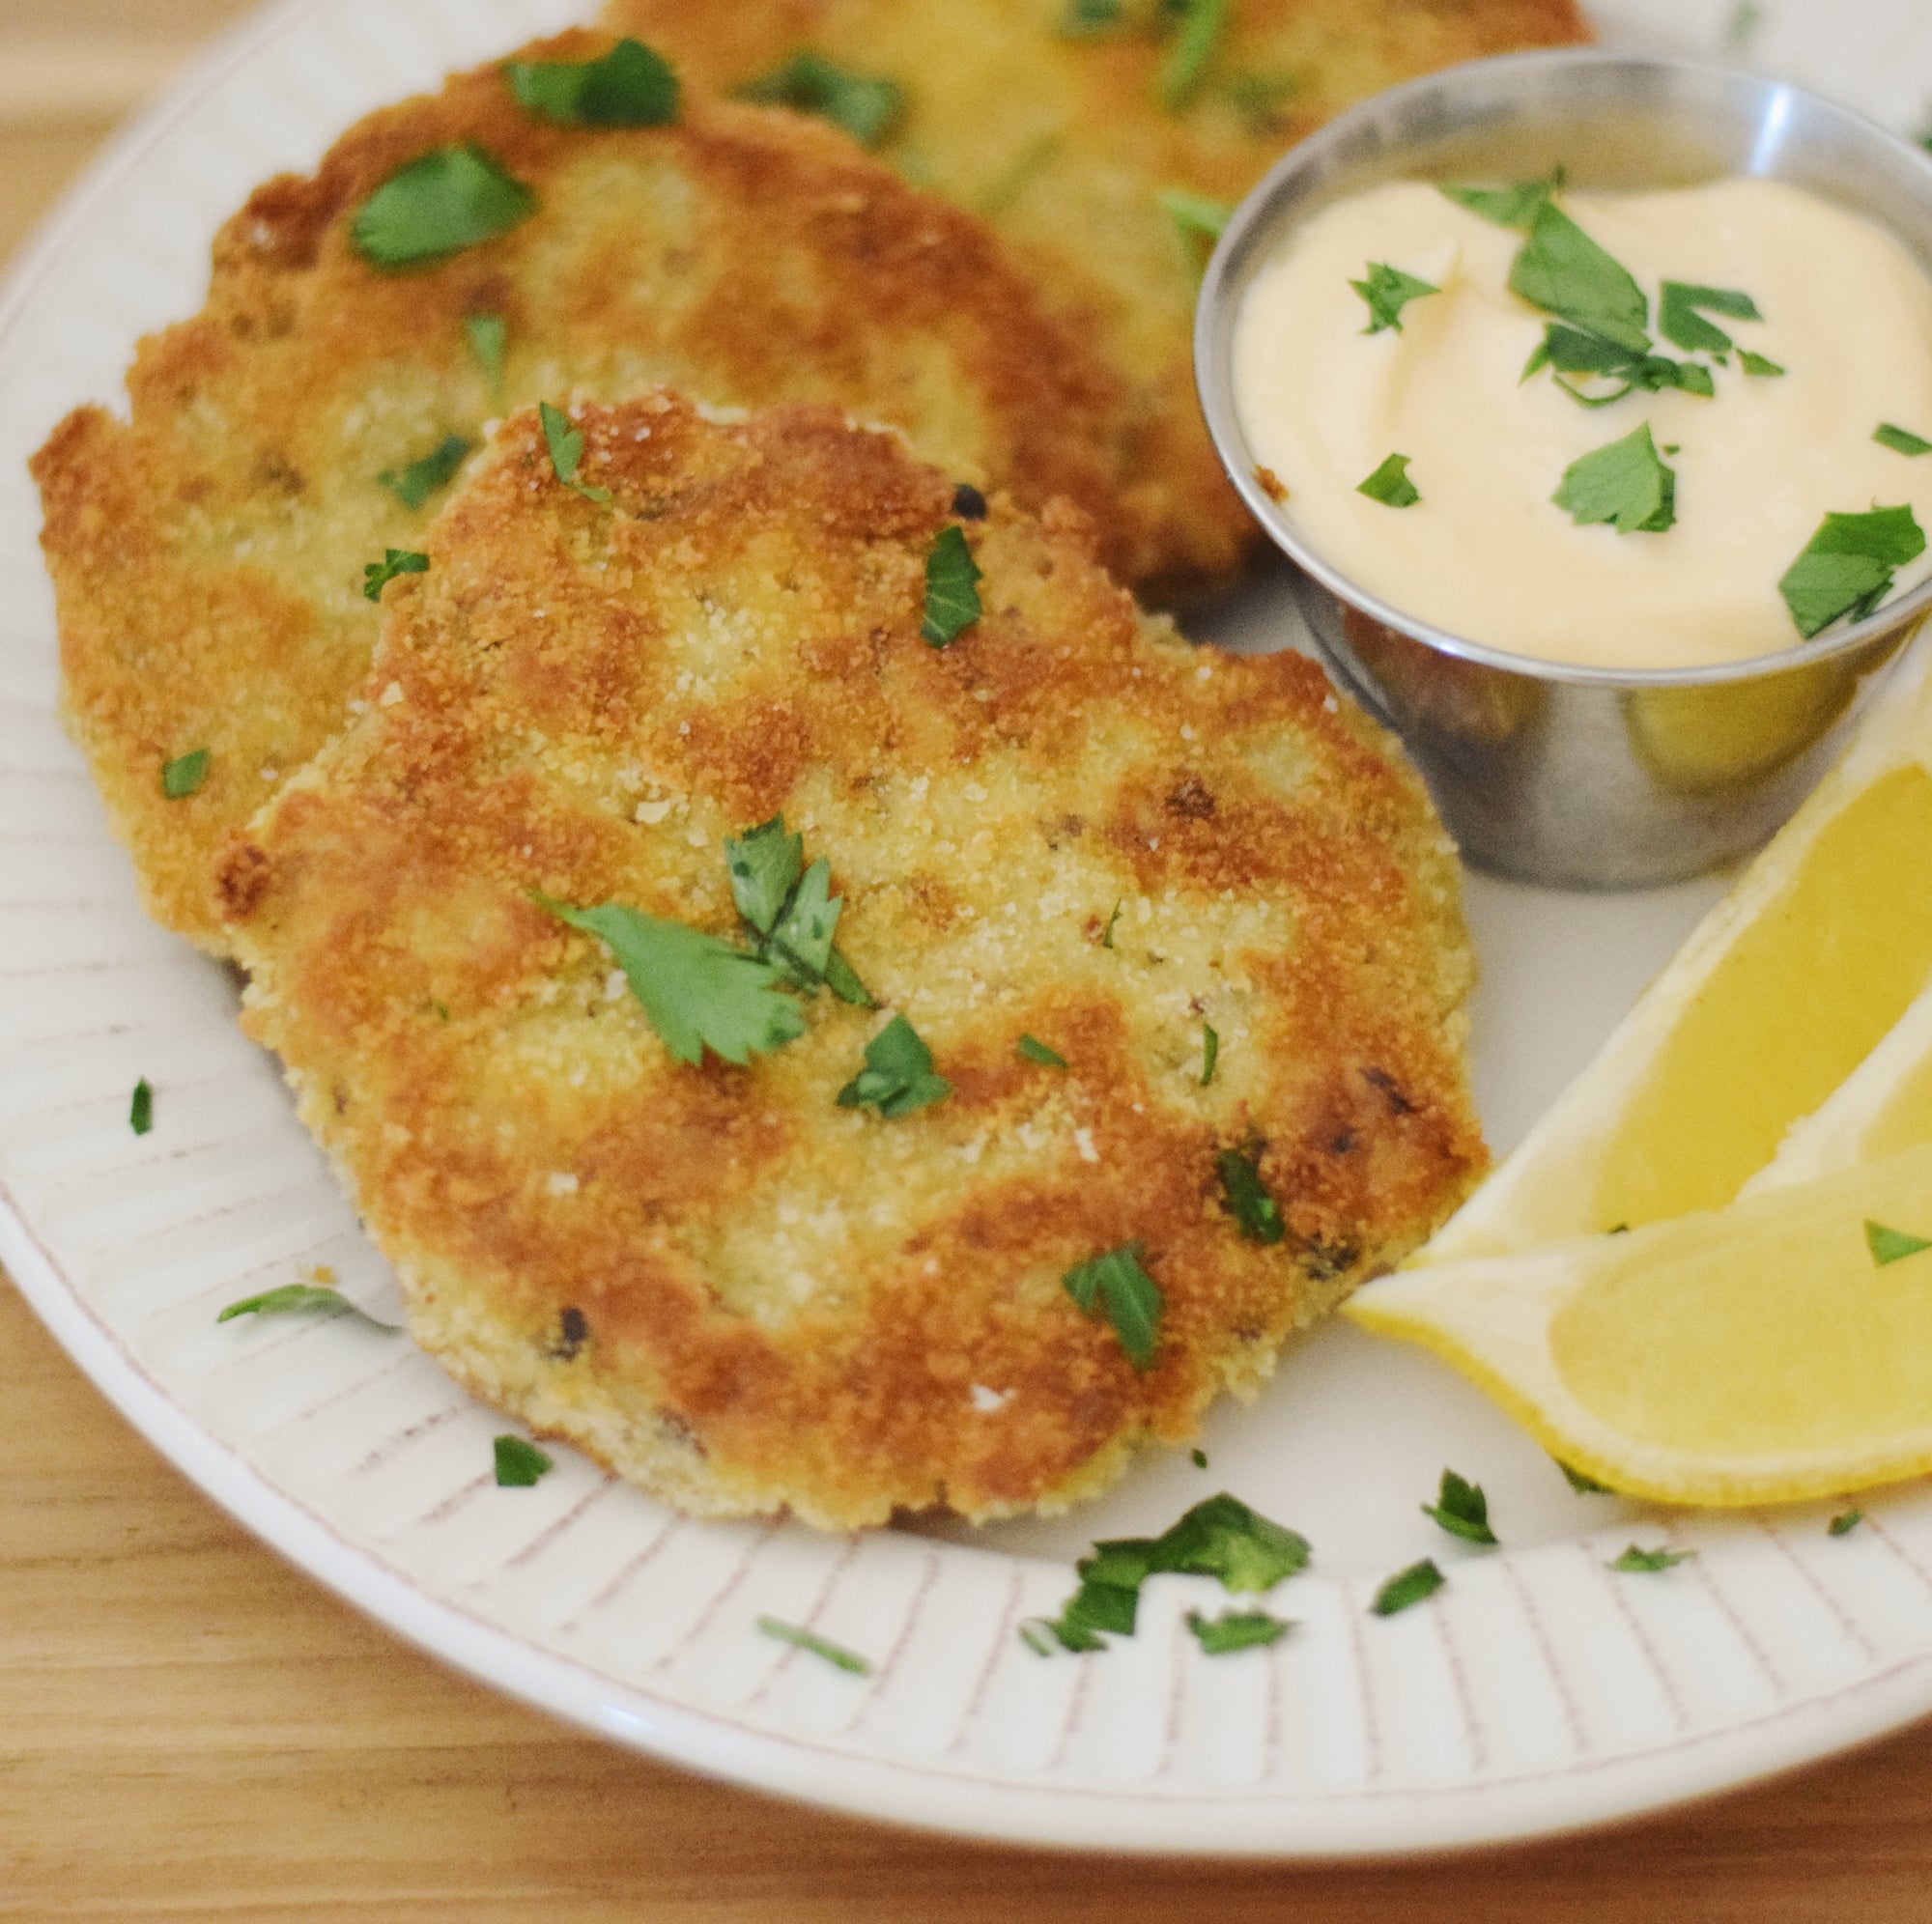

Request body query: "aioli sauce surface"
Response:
[1234, 178, 1932, 668]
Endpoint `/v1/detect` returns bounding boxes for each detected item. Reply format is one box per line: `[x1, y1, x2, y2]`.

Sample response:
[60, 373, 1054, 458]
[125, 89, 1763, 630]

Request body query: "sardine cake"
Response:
[603, 0, 1592, 594]
[31, 28, 1137, 953]
[217, 393, 1485, 1529]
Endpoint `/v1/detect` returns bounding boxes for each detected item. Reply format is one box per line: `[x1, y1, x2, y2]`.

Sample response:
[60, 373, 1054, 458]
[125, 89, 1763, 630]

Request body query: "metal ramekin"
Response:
[1195, 50, 1932, 889]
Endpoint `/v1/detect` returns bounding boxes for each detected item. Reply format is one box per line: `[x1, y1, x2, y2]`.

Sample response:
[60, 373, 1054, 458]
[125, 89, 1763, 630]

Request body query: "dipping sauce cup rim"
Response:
[1194, 46, 1932, 692]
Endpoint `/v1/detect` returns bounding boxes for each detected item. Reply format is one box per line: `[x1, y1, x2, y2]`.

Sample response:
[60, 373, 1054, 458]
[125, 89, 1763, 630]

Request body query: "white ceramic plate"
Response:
[8, 0, 1932, 1859]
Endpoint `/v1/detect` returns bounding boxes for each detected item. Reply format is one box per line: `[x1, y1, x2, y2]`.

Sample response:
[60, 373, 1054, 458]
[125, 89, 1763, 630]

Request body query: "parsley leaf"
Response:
[1159, 0, 1231, 111]
[1557, 1458, 1614, 1494]
[465, 313, 507, 408]
[1063, 1242, 1165, 1370]
[1876, 422, 1932, 458]
[1061, 0, 1124, 33]
[1866, 1219, 1932, 1265]
[1439, 167, 1564, 231]
[216, 1283, 396, 1329]
[1739, 350, 1784, 377]
[1191, 1447, 1209, 1468]
[1158, 187, 1234, 272]
[363, 549, 428, 601]
[838, 1013, 952, 1117]
[1018, 1033, 1069, 1068]
[129, 1078, 153, 1136]
[505, 39, 680, 127]
[725, 817, 871, 1004]
[1830, 1508, 1864, 1537]
[921, 524, 983, 646]
[1778, 506, 1926, 638]
[737, 52, 904, 148]
[1510, 203, 1651, 356]
[1350, 261, 1439, 334]
[1372, 1558, 1444, 1616]
[351, 145, 536, 271]
[1216, 1145, 1284, 1244]
[1658, 281, 1762, 357]
[724, 815, 806, 936]
[1528, 323, 1713, 407]
[767, 859, 841, 987]
[1357, 453, 1420, 507]
[1100, 899, 1123, 948]
[1200, 1023, 1219, 1086]
[494, 1435, 553, 1486]
[1187, 1607, 1292, 1654]
[1033, 1492, 1311, 1652]
[1553, 423, 1677, 535]
[1609, 1543, 1693, 1572]
[756, 1615, 873, 1675]
[160, 748, 210, 799]
[539, 401, 612, 505]
[1423, 1468, 1498, 1545]
[378, 433, 469, 511]
[534, 893, 805, 1066]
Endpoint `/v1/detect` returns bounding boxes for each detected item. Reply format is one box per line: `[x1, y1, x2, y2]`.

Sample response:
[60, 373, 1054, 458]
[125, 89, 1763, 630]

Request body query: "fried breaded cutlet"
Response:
[603, 0, 1592, 593]
[218, 393, 1485, 1529]
[31, 29, 1146, 954]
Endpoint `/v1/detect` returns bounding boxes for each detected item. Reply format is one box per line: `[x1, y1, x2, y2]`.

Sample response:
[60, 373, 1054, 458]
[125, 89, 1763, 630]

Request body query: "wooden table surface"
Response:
[8, 5, 1932, 1917]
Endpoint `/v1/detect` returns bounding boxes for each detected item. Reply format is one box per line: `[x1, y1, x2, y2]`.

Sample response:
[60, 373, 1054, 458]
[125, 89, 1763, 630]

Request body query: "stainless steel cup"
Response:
[1194, 50, 1932, 889]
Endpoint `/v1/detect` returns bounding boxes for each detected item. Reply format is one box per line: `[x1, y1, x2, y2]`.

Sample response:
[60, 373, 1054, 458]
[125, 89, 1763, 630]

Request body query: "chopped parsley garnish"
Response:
[538, 401, 612, 505]
[1422, 1468, 1498, 1545]
[1191, 1447, 1209, 1469]
[1727, 1, 1763, 47]
[724, 815, 870, 1004]
[1371, 1558, 1444, 1616]
[1739, 350, 1784, 378]
[1215, 1145, 1284, 1244]
[378, 433, 469, 510]
[1187, 1607, 1292, 1654]
[1777, 505, 1926, 638]
[1018, 1033, 1069, 1069]
[1063, 1242, 1164, 1371]
[128, 1078, 153, 1136]
[160, 748, 210, 799]
[1557, 1459, 1614, 1494]
[1200, 1023, 1219, 1087]
[1224, 70, 1299, 136]
[756, 1615, 873, 1675]
[1866, 1219, 1932, 1265]
[981, 135, 1061, 216]
[1357, 453, 1420, 507]
[1657, 281, 1762, 358]
[1158, 0, 1231, 111]
[1060, 0, 1124, 33]
[1031, 1492, 1311, 1653]
[1608, 1543, 1693, 1572]
[1510, 202, 1649, 355]
[351, 145, 537, 271]
[1553, 423, 1676, 535]
[1829, 1508, 1865, 1537]
[504, 38, 680, 127]
[1350, 261, 1439, 335]
[1876, 422, 1932, 458]
[1439, 167, 1564, 231]
[1100, 899, 1123, 948]
[737, 52, 904, 148]
[533, 893, 805, 1066]
[216, 1283, 394, 1329]
[493, 1435, 553, 1486]
[362, 548, 429, 601]
[465, 313, 507, 407]
[921, 524, 982, 646]
[1158, 187, 1234, 265]
[838, 1013, 952, 1117]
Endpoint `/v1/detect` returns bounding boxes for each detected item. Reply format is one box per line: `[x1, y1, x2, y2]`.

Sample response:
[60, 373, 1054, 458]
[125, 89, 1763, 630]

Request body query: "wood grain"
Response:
[7, 6, 1932, 1917]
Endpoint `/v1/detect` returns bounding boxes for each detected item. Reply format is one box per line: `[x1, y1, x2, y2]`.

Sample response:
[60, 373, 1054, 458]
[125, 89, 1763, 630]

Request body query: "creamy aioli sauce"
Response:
[1234, 177, 1932, 668]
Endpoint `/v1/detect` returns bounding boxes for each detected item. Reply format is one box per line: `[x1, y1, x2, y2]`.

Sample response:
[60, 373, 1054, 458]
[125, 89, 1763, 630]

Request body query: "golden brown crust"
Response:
[221, 394, 1485, 1529]
[31, 27, 1141, 949]
[603, 0, 1594, 594]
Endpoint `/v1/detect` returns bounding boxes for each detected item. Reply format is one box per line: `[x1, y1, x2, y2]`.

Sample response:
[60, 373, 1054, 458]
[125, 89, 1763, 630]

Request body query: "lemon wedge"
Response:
[1347, 1143, 1932, 1505]
[1421, 639, 1932, 1264]
[1745, 977, 1932, 1193]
